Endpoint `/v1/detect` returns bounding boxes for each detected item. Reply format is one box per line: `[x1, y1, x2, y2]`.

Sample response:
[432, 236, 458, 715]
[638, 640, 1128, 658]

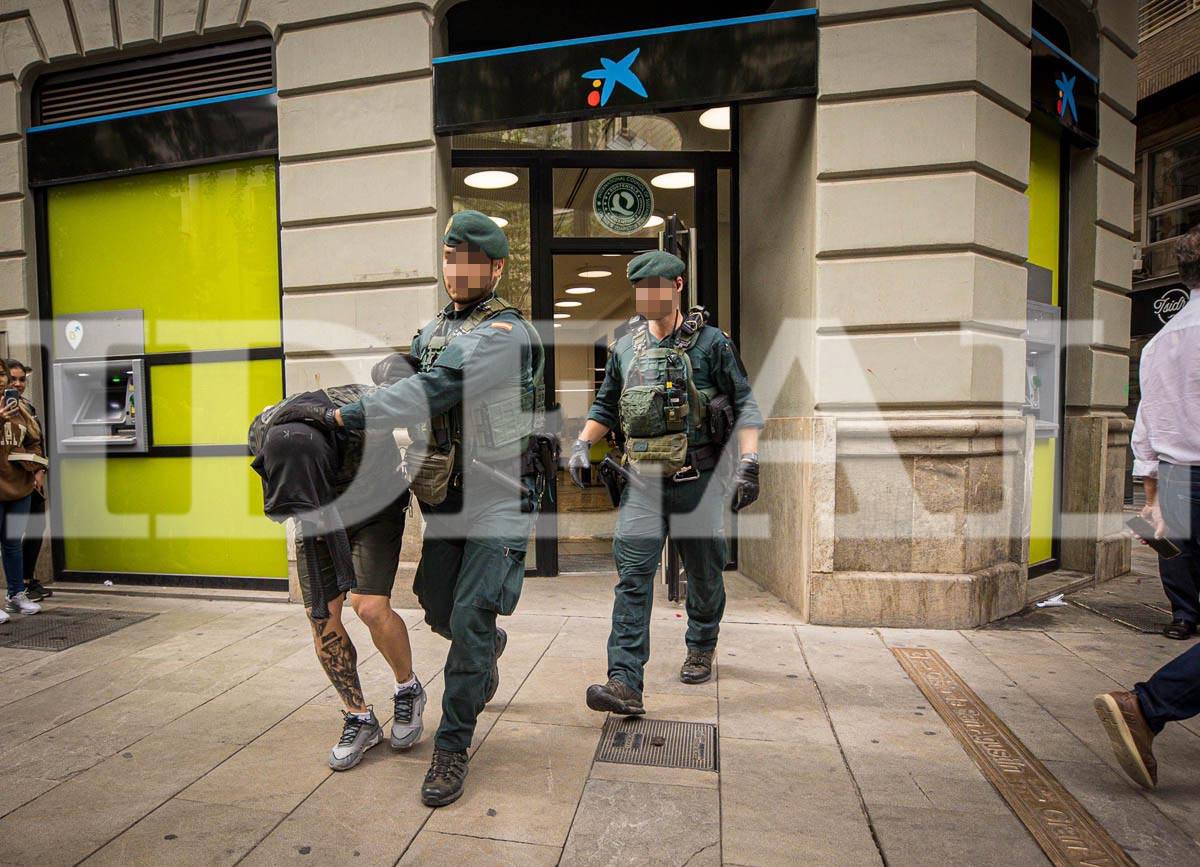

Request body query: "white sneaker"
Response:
[391, 677, 427, 749]
[0, 607, 8, 623]
[6, 592, 40, 615]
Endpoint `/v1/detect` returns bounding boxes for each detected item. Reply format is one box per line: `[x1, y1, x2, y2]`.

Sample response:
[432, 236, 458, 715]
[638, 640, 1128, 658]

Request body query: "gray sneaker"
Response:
[391, 677, 427, 750]
[329, 709, 382, 771]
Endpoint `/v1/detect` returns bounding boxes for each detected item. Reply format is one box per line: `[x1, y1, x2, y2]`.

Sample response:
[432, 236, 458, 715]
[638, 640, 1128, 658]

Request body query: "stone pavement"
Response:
[1, 559, 1198, 866]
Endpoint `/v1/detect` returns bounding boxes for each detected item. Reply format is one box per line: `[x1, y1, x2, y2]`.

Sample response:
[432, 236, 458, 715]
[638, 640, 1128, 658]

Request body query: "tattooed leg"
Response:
[308, 595, 366, 712]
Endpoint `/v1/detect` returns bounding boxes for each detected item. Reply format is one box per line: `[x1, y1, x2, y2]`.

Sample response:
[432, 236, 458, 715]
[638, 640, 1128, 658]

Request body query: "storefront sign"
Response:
[1030, 30, 1098, 146]
[1132, 284, 1191, 336]
[593, 173, 654, 234]
[433, 9, 817, 134]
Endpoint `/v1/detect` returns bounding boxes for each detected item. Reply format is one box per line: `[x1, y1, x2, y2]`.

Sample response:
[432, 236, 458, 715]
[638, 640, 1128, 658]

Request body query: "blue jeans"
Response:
[0, 495, 30, 598]
[1136, 464, 1200, 731]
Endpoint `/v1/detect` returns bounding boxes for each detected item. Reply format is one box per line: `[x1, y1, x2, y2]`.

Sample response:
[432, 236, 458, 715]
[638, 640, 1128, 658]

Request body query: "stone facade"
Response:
[0, 1, 1137, 626]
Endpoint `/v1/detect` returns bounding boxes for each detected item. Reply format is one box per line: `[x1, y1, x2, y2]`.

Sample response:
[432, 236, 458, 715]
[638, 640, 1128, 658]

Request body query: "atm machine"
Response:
[50, 309, 148, 453]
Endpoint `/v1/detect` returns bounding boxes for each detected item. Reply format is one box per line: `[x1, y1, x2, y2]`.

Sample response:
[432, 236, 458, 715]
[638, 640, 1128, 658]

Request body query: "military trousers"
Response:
[414, 476, 534, 753]
[609, 467, 728, 693]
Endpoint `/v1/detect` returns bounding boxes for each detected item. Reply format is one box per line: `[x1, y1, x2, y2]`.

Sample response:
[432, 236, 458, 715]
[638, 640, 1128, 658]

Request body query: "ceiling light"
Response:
[651, 171, 694, 189]
[699, 106, 731, 130]
[553, 323, 562, 328]
[645, 215, 665, 229]
[554, 312, 571, 320]
[578, 268, 611, 278]
[464, 170, 518, 189]
[601, 253, 622, 257]
[565, 286, 596, 295]
[488, 215, 509, 227]
[555, 300, 582, 308]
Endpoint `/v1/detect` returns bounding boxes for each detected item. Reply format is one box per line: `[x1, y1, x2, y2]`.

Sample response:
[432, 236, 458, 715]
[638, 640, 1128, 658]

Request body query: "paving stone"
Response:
[588, 758, 718, 790]
[424, 719, 597, 847]
[399, 830, 561, 866]
[0, 773, 56, 817]
[868, 804, 1049, 866]
[560, 779, 720, 866]
[505, 655, 608, 729]
[717, 623, 824, 742]
[721, 736, 880, 866]
[0, 732, 239, 865]
[83, 799, 285, 866]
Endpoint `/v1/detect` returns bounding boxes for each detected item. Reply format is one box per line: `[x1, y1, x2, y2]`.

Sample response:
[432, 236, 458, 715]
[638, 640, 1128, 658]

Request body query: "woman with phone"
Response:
[0, 366, 46, 620]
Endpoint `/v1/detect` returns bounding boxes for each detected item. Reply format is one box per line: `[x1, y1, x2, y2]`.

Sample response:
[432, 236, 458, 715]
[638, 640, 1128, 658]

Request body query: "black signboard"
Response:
[433, 9, 817, 135]
[1030, 30, 1098, 147]
[27, 91, 278, 187]
[1131, 283, 1191, 337]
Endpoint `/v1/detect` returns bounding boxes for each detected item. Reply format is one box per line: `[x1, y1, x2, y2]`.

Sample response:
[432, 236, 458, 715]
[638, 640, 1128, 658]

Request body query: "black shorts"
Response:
[295, 496, 407, 608]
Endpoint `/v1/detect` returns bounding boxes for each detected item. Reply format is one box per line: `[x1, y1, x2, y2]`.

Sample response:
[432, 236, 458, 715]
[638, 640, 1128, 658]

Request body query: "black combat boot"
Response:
[680, 649, 715, 684]
[422, 748, 470, 807]
[585, 678, 646, 715]
[484, 626, 508, 704]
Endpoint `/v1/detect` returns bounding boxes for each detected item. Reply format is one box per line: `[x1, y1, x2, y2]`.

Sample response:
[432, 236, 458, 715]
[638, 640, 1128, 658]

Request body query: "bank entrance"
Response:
[451, 119, 737, 575]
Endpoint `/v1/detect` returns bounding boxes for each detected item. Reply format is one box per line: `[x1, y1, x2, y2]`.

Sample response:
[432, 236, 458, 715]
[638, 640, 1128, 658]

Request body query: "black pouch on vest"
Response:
[706, 393, 735, 447]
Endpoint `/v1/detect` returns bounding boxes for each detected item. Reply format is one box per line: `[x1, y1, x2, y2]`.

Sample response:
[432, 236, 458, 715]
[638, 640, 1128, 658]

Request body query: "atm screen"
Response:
[74, 376, 129, 425]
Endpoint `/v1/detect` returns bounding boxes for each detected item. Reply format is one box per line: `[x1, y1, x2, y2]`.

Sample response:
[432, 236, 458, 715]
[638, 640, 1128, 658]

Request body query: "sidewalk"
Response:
[0, 559, 1197, 866]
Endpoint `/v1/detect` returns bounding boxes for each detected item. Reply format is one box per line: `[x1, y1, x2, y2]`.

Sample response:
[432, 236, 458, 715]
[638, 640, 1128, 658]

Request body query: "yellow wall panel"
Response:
[59, 456, 287, 578]
[151, 359, 282, 446]
[48, 158, 281, 353]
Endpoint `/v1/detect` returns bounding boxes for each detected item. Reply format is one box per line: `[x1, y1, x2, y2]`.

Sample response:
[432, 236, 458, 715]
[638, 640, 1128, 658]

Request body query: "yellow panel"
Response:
[48, 159, 281, 353]
[1029, 438, 1056, 565]
[151, 359, 282, 446]
[59, 456, 287, 578]
[1027, 124, 1061, 305]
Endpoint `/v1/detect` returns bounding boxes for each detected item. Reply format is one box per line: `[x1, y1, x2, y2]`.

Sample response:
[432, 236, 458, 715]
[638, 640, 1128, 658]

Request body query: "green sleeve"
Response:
[339, 367, 461, 430]
[586, 347, 623, 430]
[712, 334, 764, 430]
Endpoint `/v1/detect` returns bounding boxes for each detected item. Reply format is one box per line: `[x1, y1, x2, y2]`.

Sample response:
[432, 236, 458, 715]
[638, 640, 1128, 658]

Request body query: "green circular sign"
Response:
[593, 173, 654, 235]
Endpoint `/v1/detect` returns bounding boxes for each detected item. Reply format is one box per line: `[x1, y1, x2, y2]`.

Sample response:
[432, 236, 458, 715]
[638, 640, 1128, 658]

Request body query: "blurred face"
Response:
[7, 367, 25, 395]
[442, 244, 504, 305]
[634, 276, 683, 320]
[0, 370, 8, 390]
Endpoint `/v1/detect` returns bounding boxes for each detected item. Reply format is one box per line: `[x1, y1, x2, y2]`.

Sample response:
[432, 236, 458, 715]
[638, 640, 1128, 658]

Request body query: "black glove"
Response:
[269, 399, 338, 432]
[568, 439, 591, 489]
[731, 454, 760, 513]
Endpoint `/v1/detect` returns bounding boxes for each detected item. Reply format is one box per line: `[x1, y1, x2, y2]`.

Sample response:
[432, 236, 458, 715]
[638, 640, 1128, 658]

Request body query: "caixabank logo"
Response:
[1055, 71, 1077, 124]
[581, 47, 648, 107]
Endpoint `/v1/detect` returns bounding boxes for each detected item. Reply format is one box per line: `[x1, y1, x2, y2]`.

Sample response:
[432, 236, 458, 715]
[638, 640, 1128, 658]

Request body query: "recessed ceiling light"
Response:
[601, 253, 622, 257]
[555, 300, 582, 308]
[565, 286, 596, 295]
[645, 215, 665, 228]
[488, 215, 509, 227]
[464, 170, 518, 189]
[578, 268, 611, 278]
[553, 312, 571, 319]
[699, 106, 731, 130]
[553, 323, 562, 328]
[651, 171, 694, 189]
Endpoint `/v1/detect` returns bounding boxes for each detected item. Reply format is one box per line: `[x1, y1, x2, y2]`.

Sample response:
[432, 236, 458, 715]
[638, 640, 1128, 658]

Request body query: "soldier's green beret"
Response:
[444, 210, 508, 260]
[627, 250, 685, 283]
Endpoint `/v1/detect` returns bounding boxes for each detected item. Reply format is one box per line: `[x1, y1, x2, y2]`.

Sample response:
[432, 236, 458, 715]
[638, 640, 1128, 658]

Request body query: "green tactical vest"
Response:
[618, 307, 716, 469]
[412, 294, 544, 459]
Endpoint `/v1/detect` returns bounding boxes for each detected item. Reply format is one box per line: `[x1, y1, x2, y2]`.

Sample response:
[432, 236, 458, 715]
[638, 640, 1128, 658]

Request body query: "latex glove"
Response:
[568, 439, 591, 489]
[731, 454, 760, 513]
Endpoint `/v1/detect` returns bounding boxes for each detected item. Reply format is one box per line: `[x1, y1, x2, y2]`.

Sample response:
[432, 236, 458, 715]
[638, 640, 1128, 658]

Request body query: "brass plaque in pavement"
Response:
[892, 647, 1136, 867]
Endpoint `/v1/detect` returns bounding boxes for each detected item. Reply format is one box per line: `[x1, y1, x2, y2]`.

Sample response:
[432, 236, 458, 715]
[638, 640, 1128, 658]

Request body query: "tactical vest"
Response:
[412, 294, 544, 460]
[619, 307, 715, 472]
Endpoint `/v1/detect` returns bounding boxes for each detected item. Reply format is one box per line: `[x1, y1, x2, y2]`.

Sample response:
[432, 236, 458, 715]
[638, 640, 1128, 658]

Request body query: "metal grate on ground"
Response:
[595, 717, 718, 772]
[0, 607, 155, 651]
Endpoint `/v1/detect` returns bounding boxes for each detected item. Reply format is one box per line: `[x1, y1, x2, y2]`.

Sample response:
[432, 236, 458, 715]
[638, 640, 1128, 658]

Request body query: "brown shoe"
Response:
[680, 649, 715, 684]
[585, 679, 645, 716]
[1094, 691, 1158, 789]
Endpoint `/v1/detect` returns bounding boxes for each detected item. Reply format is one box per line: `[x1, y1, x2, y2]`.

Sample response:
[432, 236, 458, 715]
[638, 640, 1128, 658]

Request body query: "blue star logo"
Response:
[582, 48, 648, 107]
[1055, 72, 1077, 123]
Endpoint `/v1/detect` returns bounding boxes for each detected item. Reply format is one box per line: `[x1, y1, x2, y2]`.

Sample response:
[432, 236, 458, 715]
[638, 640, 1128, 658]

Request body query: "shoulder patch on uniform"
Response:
[489, 322, 513, 332]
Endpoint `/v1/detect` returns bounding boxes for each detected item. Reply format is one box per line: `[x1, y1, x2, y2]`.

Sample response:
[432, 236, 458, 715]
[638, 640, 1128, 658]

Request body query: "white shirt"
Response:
[1132, 290, 1200, 478]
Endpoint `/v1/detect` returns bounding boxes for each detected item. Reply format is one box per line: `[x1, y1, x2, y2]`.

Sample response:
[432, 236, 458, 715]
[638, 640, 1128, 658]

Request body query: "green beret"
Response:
[444, 210, 508, 260]
[627, 250, 685, 283]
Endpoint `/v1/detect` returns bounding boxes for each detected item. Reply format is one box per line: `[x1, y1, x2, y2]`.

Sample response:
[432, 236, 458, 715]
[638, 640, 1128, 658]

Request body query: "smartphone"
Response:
[2, 388, 18, 408]
[1126, 515, 1182, 559]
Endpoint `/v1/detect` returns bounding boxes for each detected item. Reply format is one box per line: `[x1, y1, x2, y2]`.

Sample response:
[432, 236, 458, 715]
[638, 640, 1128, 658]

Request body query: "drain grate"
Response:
[0, 607, 155, 651]
[595, 717, 718, 772]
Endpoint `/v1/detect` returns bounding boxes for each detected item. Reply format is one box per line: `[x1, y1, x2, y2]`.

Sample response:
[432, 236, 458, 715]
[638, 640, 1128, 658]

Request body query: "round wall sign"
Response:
[593, 173, 654, 235]
[1154, 286, 1189, 325]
